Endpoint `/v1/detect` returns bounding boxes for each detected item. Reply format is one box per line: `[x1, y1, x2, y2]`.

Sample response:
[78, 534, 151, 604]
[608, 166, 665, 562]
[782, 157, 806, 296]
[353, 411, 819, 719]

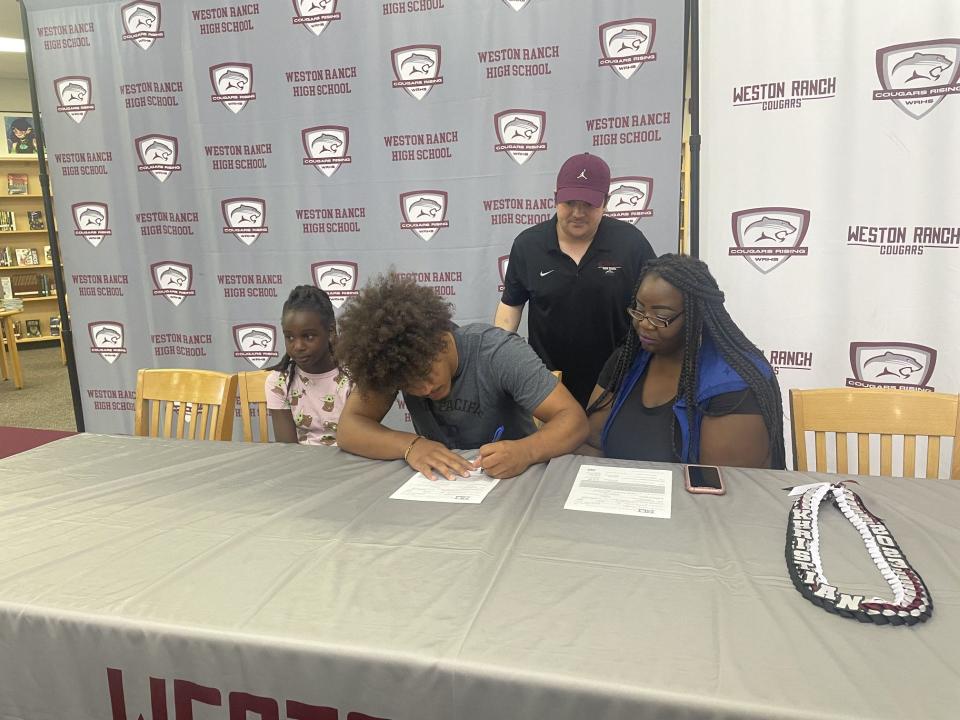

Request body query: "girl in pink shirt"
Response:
[265, 286, 352, 446]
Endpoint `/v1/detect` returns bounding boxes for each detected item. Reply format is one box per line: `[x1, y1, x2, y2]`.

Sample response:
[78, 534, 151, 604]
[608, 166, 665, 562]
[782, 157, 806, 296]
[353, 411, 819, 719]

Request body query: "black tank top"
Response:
[598, 350, 760, 462]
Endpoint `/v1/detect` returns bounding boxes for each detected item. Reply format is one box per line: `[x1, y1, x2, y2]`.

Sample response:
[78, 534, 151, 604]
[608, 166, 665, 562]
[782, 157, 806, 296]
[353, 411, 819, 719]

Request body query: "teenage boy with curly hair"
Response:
[336, 273, 588, 480]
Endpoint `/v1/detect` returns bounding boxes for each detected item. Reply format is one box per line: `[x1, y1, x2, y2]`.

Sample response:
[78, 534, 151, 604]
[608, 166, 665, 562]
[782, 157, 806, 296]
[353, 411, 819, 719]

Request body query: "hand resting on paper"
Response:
[407, 438, 474, 481]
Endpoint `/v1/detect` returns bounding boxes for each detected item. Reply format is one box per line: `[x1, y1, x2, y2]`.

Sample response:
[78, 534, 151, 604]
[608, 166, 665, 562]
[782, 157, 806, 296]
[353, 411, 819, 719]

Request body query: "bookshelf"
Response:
[0, 155, 61, 345]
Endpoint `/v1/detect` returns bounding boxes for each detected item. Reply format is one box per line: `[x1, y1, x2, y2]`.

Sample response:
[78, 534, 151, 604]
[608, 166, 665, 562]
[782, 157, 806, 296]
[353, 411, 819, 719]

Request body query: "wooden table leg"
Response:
[0, 329, 8, 381]
[1, 317, 22, 389]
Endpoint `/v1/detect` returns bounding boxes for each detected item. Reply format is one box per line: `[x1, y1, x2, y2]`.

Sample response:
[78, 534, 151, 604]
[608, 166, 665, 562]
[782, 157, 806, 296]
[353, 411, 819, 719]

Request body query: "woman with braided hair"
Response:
[578, 254, 786, 468]
[265, 285, 352, 446]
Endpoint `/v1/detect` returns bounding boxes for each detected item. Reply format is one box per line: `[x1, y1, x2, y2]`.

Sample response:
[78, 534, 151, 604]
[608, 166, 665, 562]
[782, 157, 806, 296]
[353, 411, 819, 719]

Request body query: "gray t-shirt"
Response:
[403, 323, 558, 450]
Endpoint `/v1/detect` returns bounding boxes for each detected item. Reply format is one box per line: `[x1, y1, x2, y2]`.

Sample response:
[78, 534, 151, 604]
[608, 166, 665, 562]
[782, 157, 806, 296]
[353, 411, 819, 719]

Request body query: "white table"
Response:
[0, 434, 957, 720]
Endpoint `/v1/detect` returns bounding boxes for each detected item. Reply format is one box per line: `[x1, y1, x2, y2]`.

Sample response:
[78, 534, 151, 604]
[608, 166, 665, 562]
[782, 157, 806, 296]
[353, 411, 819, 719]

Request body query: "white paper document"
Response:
[390, 471, 501, 504]
[564, 464, 673, 518]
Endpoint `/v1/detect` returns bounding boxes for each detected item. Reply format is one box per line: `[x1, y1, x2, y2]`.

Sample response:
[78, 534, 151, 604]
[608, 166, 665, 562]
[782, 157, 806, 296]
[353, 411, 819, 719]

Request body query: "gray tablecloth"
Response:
[0, 434, 956, 720]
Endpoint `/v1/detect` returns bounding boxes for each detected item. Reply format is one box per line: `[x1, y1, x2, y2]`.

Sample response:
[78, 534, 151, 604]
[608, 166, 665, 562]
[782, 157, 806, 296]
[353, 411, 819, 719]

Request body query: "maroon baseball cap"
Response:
[555, 153, 610, 208]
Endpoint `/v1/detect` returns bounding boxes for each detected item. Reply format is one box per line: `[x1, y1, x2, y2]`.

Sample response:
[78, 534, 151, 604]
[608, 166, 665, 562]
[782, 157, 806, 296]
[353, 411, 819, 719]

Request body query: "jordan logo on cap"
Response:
[577, 170, 588, 180]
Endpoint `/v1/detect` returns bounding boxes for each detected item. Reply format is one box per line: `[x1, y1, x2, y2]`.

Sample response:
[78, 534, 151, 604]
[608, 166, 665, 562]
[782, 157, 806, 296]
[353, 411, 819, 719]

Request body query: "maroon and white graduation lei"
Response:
[786, 483, 932, 625]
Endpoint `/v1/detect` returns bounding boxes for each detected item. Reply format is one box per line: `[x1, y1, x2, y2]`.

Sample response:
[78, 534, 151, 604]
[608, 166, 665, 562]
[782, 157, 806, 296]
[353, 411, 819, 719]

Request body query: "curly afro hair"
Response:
[335, 272, 452, 394]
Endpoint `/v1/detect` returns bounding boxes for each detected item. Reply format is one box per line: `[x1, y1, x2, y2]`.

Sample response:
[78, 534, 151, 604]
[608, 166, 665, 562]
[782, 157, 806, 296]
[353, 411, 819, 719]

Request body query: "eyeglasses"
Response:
[626, 305, 684, 329]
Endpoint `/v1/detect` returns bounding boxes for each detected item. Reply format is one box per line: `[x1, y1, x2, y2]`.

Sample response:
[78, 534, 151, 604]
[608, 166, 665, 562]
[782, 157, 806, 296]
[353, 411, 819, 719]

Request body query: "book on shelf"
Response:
[49, 316, 61, 336]
[0, 276, 11, 299]
[43, 245, 52, 263]
[6, 173, 28, 195]
[37, 273, 53, 295]
[11, 273, 40, 296]
[14, 247, 39, 266]
[24, 319, 42, 338]
[0, 210, 15, 231]
[27, 210, 44, 230]
[0, 319, 21, 340]
[0, 246, 11, 267]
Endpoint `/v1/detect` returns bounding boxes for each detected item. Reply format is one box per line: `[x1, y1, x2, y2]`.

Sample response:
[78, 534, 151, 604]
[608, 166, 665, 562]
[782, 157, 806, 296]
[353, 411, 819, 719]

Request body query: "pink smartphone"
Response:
[684, 464, 725, 495]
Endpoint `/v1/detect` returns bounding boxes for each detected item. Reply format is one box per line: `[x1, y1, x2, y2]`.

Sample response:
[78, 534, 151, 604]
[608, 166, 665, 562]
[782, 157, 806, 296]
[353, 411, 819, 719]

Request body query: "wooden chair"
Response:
[790, 388, 960, 479]
[238, 370, 271, 443]
[134, 369, 238, 441]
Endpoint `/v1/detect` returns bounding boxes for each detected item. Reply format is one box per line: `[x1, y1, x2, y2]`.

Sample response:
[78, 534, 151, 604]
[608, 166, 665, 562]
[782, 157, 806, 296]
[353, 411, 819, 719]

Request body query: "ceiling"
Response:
[0, 0, 28, 80]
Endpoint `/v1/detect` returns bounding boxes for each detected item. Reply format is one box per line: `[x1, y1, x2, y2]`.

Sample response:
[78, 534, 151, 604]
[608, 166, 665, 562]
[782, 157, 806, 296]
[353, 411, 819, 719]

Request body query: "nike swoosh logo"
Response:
[539, 270, 555, 277]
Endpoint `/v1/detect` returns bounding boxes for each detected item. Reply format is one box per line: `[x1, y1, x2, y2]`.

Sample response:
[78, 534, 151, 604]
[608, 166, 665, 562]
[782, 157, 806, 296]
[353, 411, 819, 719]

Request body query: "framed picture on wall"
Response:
[2, 112, 38, 156]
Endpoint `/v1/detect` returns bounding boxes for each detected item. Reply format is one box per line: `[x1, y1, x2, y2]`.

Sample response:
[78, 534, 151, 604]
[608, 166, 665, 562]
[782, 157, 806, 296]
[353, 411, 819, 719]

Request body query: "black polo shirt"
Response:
[501, 215, 656, 407]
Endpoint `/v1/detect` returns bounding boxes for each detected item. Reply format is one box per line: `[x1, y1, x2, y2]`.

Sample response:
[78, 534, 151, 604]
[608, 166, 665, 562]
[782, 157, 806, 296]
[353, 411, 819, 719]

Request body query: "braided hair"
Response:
[587, 254, 786, 468]
[268, 285, 337, 399]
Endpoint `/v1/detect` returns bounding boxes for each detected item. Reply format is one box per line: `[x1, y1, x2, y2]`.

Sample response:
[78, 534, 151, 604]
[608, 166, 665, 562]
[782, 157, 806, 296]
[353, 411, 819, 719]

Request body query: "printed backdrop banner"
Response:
[23, 0, 685, 434]
[699, 0, 960, 473]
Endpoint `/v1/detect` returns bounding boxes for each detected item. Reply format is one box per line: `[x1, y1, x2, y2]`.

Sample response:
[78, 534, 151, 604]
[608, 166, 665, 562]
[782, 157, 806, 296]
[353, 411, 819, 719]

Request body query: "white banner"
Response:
[699, 0, 960, 471]
[24, 0, 686, 434]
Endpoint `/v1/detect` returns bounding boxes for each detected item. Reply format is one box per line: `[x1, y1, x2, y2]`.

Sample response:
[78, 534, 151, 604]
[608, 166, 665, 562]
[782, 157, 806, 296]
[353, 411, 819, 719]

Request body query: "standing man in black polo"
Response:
[494, 152, 656, 408]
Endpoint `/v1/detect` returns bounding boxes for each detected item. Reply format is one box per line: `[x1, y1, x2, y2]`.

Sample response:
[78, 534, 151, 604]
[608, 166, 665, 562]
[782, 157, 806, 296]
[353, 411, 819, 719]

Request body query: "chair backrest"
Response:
[134, 369, 238, 441]
[790, 388, 960, 479]
[238, 370, 271, 443]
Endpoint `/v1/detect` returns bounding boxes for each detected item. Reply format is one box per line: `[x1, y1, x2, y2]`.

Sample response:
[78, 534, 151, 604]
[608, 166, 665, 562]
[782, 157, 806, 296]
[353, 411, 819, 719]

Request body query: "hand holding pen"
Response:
[473, 425, 504, 470]
[473, 424, 534, 479]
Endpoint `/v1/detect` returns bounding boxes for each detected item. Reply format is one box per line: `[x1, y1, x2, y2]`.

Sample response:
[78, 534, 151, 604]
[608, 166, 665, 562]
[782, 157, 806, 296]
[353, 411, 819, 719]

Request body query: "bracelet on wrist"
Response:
[403, 435, 423, 463]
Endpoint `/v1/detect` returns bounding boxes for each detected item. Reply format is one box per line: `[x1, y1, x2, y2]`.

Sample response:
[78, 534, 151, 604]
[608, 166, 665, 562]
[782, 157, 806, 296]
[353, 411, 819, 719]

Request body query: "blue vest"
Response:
[601, 336, 770, 462]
